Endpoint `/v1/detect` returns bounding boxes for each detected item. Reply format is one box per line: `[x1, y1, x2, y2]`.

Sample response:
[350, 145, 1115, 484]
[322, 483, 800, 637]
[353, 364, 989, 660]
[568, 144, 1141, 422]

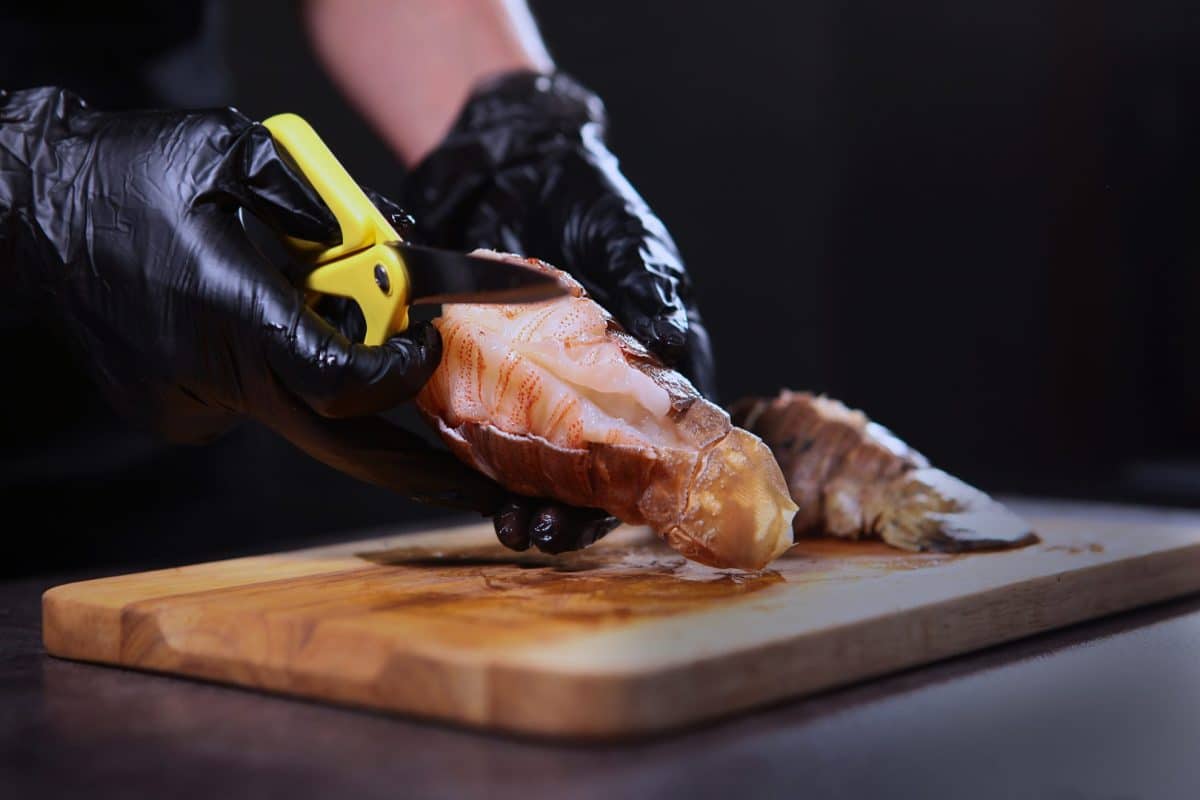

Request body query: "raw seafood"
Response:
[416, 252, 798, 570]
[729, 391, 1036, 552]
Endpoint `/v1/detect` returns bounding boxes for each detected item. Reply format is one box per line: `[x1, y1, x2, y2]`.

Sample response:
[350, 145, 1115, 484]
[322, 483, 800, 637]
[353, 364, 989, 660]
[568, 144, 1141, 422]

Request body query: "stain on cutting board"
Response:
[118, 532, 963, 659]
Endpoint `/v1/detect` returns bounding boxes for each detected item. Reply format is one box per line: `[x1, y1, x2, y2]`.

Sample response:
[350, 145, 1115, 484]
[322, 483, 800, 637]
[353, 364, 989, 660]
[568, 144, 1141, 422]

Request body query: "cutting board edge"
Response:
[468, 540, 1200, 737]
[41, 537, 1200, 739]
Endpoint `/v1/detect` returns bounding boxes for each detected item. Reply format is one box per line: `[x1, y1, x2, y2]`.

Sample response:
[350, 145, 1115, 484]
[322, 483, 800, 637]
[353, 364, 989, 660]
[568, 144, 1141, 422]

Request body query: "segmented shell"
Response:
[416, 253, 797, 569]
[730, 390, 1037, 552]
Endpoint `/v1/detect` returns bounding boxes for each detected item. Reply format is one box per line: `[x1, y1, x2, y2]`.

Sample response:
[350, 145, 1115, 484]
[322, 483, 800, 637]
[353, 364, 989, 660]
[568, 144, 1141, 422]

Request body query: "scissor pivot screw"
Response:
[373, 264, 391, 295]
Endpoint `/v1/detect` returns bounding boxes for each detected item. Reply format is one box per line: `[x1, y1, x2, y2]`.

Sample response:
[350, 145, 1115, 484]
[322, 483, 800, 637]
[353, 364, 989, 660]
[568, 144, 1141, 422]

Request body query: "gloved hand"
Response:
[0, 86, 506, 513]
[402, 70, 716, 554]
[403, 70, 714, 395]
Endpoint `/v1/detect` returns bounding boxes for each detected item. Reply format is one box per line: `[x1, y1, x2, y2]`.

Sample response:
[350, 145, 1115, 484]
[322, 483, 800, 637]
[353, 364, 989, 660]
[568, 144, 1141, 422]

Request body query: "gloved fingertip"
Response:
[361, 186, 416, 239]
[531, 506, 572, 554]
[386, 320, 441, 358]
[495, 500, 532, 551]
[589, 514, 622, 545]
[379, 321, 443, 394]
[413, 319, 443, 352]
[389, 210, 416, 239]
[650, 315, 688, 352]
[631, 313, 688, 365]
[528, 505, 617, 554]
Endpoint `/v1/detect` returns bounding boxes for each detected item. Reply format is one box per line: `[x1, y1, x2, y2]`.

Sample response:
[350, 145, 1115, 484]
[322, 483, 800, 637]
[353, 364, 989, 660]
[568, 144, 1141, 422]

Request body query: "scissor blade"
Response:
[393, 244, 569, 305]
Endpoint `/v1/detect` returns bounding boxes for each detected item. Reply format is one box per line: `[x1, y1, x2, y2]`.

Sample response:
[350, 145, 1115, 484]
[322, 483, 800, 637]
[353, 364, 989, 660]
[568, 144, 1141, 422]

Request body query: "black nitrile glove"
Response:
[493, 499, 622, 555]
[0, 87, 506, 513]
[403, 71, 717, 554]
[403, 70, 714, 395]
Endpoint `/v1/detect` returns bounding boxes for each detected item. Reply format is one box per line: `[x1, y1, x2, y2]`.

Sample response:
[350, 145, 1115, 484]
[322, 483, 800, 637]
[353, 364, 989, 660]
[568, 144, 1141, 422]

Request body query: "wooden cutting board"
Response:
[43, 501, 1200, 739]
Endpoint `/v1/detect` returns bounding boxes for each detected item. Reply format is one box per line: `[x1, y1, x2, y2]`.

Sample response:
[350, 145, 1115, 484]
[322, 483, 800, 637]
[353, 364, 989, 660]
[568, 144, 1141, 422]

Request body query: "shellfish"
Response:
[415, 252, 798, 570]
[729, 391, 1037, 552]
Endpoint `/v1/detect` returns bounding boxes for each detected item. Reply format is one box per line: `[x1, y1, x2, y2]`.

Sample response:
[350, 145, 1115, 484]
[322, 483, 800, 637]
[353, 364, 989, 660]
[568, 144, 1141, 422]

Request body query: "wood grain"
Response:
[42, 503, 1200, 738]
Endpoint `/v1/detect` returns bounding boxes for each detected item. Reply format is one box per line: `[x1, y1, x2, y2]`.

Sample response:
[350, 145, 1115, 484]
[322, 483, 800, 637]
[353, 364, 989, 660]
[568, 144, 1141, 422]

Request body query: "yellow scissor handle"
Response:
[262, 113, 410, 342]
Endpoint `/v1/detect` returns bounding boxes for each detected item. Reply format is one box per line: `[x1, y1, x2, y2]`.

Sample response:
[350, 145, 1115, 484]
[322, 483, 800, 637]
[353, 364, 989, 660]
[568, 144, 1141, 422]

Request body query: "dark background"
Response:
[221, 0, 1200, 498]
[4, 0, 1200, 570]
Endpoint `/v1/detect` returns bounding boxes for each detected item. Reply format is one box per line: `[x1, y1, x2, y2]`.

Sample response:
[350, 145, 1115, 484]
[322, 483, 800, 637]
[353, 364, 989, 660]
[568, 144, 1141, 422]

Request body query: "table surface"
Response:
[5, 498, 1200, 800]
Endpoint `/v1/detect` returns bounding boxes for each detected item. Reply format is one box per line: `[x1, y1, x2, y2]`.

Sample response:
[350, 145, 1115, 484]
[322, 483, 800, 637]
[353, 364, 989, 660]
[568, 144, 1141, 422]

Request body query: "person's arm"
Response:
[302, 0, 552, 164]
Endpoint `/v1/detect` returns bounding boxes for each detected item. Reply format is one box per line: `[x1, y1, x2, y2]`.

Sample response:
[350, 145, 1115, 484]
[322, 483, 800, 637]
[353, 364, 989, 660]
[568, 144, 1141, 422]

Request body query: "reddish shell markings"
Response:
[416, 252, 797, 570]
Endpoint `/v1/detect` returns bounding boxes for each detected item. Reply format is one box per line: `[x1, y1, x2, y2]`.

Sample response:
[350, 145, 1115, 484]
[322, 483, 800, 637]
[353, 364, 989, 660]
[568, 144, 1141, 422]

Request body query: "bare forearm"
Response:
[303, 0, 553, 164]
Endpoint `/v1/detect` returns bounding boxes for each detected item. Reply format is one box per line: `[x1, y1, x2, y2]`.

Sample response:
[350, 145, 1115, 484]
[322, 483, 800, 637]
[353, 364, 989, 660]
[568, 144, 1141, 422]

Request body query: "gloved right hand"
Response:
[0, 87, 507, 513]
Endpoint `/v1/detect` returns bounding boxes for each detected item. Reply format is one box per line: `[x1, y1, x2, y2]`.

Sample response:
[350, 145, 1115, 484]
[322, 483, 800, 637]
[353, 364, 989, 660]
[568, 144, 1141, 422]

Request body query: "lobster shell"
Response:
[416, 253, 797, 570]
[730, 390, 1037, 552]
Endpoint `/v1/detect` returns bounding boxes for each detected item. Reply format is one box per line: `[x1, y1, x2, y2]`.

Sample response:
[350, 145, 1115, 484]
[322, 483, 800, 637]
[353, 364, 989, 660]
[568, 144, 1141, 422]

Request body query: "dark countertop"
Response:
[5, 499, 1200, 800]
